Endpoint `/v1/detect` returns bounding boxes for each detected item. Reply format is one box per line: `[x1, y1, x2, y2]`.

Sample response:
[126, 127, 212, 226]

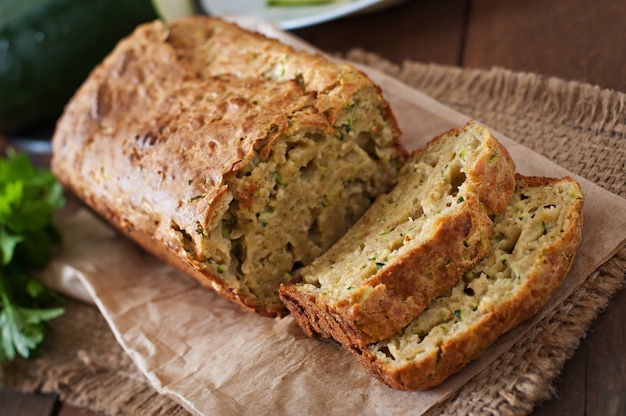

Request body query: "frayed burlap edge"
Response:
[2, 52, 625, 416]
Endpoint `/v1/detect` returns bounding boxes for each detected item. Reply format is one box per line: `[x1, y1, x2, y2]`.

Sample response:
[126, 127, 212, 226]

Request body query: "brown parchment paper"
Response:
[38, 17, 626, 416]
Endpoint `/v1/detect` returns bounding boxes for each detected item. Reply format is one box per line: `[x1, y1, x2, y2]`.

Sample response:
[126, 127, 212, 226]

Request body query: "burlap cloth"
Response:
[2, 51, 625, 416]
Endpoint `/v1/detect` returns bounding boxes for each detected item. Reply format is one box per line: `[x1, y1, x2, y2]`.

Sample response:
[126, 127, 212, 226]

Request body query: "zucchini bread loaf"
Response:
[279, 122, 516, 346]
[51, 16, 406, 316]
[351, 175, 584, 390]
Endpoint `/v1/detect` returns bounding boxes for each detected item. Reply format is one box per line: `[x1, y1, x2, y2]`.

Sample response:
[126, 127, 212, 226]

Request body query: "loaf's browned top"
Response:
[53, 17, 395, 249]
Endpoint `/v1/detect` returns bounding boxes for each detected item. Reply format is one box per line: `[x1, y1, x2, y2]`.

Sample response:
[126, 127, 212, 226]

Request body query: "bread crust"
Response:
[351, 175, 584, 390]
[51, 16, 404, 316]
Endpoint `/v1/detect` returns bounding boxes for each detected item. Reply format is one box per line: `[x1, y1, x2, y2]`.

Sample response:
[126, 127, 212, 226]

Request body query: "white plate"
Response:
[199, 0, 406, 30]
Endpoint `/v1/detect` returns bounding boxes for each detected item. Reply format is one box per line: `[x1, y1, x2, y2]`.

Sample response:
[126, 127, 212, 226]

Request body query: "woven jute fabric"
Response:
[2, 52, 625, 416]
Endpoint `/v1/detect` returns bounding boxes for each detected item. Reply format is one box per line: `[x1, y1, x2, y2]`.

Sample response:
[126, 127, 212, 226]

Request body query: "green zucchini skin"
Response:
[0, 0, 158, 134]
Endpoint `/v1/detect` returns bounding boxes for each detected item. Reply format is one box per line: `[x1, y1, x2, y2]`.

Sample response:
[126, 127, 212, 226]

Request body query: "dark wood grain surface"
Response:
[2, 1, 624, 415]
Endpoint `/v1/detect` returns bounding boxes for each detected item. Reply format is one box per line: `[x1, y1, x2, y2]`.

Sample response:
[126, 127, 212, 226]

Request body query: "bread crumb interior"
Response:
[296, 127, 488, 299]
[368, 180, 583, 365]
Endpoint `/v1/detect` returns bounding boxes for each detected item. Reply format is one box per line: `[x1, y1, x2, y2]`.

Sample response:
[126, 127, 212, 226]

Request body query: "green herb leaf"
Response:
[0, 152, 65, 362]
[0, 228, 22, 265]
[0, 290, 64, 361]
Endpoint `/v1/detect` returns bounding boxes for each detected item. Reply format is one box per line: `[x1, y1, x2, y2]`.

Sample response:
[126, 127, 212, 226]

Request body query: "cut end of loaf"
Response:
[197, 91, 406, 314]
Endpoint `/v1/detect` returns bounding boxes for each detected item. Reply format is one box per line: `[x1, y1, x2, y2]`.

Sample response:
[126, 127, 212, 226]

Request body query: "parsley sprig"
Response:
[0, 151, 65, 362]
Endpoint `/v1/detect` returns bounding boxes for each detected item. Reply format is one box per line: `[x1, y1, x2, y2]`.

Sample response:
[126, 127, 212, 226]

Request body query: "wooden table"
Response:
[2, 1, 624, 415]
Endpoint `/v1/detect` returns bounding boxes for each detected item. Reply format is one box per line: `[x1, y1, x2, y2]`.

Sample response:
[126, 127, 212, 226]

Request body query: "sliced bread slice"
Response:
[279, 121, 516, 346]
[351, 175, 584, 390]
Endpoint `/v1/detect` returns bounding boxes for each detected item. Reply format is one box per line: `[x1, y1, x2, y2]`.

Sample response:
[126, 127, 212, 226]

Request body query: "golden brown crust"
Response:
[462, 126, 516, 216]
[51, 16, 404, 316]
[351, 175, 584, 390]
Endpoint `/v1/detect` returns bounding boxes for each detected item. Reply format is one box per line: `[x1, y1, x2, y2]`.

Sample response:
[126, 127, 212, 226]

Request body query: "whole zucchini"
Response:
[0, 0, 159, 134]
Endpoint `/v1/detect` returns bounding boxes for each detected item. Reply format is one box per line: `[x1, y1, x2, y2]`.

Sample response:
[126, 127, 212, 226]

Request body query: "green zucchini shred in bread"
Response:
[280, 121, 517, 346]
[51, 17, 406, 316]
[352, 175, 584, 390]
